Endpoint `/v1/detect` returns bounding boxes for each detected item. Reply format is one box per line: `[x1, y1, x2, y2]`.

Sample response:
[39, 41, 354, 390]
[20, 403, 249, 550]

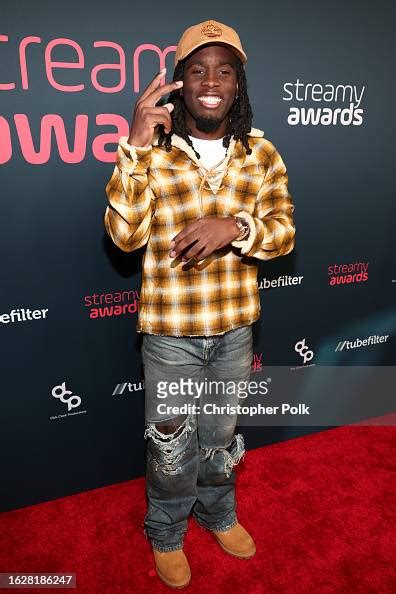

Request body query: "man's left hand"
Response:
[169, 216, 240, 263]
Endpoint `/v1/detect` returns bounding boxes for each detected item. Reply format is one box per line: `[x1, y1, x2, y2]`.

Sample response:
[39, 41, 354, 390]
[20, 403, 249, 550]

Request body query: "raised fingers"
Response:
[144, 79, 183, 107]
[138, 69, 167, 104]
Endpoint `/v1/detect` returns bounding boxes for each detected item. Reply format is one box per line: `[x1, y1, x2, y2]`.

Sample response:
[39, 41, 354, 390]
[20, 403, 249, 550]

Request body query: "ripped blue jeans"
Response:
[141, 325, 253, 553]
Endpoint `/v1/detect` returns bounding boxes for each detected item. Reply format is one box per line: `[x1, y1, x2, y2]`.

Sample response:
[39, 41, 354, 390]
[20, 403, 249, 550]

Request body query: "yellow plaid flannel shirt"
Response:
[104, 127, 296, 336]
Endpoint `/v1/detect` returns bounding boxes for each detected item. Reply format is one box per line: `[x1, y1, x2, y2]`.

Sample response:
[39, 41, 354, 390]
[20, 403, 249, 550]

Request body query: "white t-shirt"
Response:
[188, 135, 227, 170]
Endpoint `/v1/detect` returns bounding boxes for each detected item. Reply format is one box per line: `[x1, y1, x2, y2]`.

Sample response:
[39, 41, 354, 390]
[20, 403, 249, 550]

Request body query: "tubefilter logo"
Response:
[112, 380, 144, 396]
[335, 334, 389, 351]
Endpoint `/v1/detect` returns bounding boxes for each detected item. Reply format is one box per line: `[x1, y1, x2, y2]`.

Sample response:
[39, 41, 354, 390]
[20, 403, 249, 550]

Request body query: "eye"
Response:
[192, 69, 204, 74]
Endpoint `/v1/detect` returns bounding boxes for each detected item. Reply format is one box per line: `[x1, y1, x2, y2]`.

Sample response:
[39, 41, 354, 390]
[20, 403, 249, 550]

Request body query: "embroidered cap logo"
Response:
[201, 21, 223, 38]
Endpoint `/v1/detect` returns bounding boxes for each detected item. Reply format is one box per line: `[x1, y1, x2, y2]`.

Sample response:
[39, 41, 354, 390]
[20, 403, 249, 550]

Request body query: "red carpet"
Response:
[1, 418, 395, 593]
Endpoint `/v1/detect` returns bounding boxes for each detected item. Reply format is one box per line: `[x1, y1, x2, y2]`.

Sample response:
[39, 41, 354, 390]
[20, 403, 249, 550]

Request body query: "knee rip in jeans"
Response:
[144, 414, 195, 475]
[200, 433, 246, 478]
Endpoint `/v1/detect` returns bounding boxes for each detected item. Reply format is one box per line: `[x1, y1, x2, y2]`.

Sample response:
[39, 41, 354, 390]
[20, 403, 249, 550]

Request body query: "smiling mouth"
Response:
[197, 95, 223, 109]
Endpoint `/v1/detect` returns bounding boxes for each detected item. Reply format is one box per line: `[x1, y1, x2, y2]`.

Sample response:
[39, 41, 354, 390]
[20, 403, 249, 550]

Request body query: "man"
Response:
[104, 19, 296, 589]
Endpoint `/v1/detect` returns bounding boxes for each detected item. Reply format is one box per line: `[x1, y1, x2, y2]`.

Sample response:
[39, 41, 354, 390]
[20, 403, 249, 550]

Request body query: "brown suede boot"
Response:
[153, 548, 191, 589]
[212, 522, 256, 559]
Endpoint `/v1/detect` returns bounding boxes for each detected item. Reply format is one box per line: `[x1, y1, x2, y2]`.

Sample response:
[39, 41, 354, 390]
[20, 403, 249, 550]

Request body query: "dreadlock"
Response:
[157, 57, 253, 160]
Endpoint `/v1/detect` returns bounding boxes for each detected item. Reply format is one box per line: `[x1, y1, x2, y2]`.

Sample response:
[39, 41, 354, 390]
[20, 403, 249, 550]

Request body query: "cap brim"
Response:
[175, 40, 247, 66]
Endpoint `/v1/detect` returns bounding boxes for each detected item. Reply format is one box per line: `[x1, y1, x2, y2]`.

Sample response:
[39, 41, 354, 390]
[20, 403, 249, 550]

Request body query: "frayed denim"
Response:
[141, 326, 253, 553]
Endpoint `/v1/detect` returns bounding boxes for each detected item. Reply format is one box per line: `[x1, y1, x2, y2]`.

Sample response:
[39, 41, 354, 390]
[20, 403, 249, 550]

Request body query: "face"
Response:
[181, 44, 239, 139]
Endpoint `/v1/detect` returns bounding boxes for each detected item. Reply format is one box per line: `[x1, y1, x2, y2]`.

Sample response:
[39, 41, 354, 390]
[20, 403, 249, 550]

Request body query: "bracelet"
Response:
[233, 216, 250, 241]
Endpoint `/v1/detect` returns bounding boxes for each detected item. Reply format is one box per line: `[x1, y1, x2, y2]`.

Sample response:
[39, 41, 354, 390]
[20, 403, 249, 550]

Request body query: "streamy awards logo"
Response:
[283, 78, 365, 126]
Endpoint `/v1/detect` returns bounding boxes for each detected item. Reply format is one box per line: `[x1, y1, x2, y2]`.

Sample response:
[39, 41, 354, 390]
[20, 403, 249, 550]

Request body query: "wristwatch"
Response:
[233, 216, 250, 241]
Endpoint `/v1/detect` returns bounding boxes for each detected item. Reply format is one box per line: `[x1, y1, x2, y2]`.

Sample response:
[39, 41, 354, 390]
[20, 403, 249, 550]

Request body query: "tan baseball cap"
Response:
[174, 19, 247, 68]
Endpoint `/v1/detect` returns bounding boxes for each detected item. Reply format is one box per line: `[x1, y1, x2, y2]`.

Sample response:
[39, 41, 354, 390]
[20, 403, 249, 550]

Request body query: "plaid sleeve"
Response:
[103, 136, 156, 252]
[231, 146, 296, 260]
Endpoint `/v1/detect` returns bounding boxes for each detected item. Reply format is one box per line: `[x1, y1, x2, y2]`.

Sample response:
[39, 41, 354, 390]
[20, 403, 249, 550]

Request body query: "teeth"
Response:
[198, 96, 222, 104]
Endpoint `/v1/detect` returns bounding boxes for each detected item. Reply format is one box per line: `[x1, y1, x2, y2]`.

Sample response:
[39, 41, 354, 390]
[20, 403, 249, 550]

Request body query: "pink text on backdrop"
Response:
[0, 35, 177, 92]
[0, 114, 134, 163]
[0, 34, 177, 163]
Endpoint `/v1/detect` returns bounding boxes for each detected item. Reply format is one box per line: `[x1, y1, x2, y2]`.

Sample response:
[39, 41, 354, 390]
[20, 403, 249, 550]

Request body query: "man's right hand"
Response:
[127, 68, 183, 147]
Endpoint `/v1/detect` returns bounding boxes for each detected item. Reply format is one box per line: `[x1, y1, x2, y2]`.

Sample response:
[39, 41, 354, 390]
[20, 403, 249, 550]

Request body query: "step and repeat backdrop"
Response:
[1, 0, 395, 511]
